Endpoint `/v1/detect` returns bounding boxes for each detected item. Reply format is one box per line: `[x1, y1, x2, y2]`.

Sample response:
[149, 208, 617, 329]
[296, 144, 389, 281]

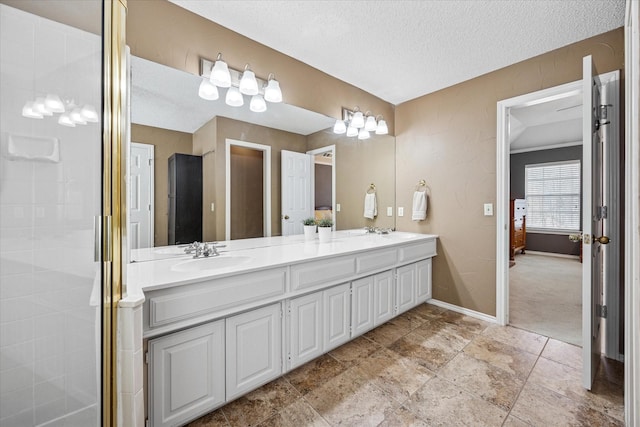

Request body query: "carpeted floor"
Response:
[509, 253, 582, 346]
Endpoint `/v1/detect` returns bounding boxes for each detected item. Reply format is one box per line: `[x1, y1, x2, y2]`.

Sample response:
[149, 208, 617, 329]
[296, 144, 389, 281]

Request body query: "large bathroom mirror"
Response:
[129, 56, 395, 260]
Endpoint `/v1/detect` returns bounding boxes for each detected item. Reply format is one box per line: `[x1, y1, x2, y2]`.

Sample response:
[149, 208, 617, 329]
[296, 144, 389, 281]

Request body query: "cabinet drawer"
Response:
[147, 268, 286, 329]
[356, 248, 397, 274]
[290, 256, 356, 291]
[398, 240, 437, 263]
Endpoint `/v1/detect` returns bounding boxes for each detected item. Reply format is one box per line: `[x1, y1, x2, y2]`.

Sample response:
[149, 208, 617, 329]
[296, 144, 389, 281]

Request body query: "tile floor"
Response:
[186, 304, 624, 427]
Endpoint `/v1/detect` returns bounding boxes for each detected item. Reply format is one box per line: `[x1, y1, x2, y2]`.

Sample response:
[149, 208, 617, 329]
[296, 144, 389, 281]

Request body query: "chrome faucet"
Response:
[184, 241, 221, 258]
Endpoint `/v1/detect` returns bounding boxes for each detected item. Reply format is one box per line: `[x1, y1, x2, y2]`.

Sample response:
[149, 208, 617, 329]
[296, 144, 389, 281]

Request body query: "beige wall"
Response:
[131, 124, 193, 246]
[395, 28, 624, 316]
[126, 0, 395, 134]
[308, 131, 396, 230]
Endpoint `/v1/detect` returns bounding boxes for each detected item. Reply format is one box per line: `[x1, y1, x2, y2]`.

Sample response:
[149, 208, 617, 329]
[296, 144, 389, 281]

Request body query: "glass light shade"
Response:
[249, 94, 267, 112]
[346, 125, 358, 137]
[22, 101, 43, 119]
[351, 111, 364, 128]
[70, 108, 87, 124]
[198, 78, 219, 100]
[58, 113, 76, 127]
[239, 69, 259, 95]
[364, 116, 377, 132]
[45, 94, 65, 113]
[225, 86, 244, 107]
[375, 119, 389, 135]
[358, 129, 371, 140]
[333, 119, 346, 134]
[80, 104, 99, 122]
[264, 79, 282, 103]
[210, 59, 231, 87]
[33, 97, 52, 116]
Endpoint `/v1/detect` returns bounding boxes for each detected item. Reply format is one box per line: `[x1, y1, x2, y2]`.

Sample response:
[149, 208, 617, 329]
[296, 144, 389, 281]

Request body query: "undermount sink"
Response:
[171, 255, 254, 272]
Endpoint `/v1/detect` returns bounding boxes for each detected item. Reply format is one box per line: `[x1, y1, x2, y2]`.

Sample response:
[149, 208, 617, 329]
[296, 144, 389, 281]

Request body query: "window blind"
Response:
[525, 160, 581, 231]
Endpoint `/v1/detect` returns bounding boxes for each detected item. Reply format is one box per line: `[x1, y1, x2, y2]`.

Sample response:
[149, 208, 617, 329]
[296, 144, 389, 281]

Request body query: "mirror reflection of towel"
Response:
[412, 191, 427, 221]
[364, 193, 377, 219]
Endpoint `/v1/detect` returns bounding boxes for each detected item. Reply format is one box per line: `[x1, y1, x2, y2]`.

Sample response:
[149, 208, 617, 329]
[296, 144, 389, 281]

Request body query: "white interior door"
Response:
[281, 150, 312, 236]
[130, 142, 154, 248]
[582, 55, 607, 390]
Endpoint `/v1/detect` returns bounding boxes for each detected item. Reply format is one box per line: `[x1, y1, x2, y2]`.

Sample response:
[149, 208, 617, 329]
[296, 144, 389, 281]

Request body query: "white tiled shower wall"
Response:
[0, 5, 102, 426]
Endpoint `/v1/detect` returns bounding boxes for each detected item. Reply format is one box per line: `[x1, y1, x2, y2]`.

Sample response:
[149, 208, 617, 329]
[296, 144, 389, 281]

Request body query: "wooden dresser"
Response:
[510, 199, 526, 261]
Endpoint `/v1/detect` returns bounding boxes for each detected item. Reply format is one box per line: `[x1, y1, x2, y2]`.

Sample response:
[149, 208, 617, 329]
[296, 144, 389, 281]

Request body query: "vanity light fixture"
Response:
[239, 64, 259, 95]
[334, 107, 389, 138]
[358, 128, 371, 140]
[199, 56, 283, 112]
[44, 93, 65, 113]
[80, 104, 99, 122]
[22, 101, 43, 119]
[225, 86, 244, 107]
[58, 113, 76, 127]
[333, 119, 346, 134]
[249, 94, 267, 112]
[198, 78, 219, 100]
[264, 74, 282, 103]
[210, 53, 231, 88]
[22, 94, 98, 127]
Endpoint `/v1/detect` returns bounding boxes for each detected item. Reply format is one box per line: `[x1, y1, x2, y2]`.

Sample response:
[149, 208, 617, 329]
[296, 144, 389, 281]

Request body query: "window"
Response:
[525, 160, 581, 231]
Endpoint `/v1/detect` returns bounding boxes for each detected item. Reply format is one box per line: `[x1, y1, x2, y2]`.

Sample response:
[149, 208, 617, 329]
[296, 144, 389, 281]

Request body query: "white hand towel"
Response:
[412, 191, 427, 221]
[364, 192, 377, 219]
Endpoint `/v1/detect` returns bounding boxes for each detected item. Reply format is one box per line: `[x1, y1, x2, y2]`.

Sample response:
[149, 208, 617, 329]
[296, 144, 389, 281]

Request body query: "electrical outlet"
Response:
[398, 207, 404, 217]
[387, 206, 393, 216]
[484, 203, 493, 216]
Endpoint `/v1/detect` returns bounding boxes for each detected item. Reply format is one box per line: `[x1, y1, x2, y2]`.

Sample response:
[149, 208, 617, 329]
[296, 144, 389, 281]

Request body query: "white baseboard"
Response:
[427, 299, 497, 324]
[522, 250, 580, 260]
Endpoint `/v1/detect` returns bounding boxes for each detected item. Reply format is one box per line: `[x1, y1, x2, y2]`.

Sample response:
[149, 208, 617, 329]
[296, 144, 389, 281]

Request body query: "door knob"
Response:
[593, 235, 610, 244]
[283, 215, 290, 220]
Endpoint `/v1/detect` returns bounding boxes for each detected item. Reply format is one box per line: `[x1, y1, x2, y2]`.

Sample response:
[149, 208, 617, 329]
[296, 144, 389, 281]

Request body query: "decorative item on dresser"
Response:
[510, 198, 526, 261]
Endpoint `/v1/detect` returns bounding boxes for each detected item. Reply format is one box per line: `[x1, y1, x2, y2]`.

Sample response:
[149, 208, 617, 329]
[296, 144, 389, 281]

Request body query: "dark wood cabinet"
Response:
[168, 154, 202, 245]
[510, 199, 526, 261]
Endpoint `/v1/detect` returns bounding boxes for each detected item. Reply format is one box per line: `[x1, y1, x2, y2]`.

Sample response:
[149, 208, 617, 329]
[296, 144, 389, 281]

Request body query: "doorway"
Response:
[225, 139, 272, 240]
[496, 72, 622, 360]
[309, 145, 336, 227]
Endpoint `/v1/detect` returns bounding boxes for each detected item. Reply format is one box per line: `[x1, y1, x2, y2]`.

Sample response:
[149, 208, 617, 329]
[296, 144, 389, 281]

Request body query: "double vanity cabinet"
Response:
[128, 231, 437, 427]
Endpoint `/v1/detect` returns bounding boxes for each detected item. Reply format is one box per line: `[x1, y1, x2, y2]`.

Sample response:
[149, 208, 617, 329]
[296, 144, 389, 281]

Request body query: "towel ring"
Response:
[415, 179, 427, 192]
[367, 183, 376, 194]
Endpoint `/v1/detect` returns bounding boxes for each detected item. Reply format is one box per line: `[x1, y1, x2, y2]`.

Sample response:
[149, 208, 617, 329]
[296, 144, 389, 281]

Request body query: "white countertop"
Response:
[126, 230, 438, 295]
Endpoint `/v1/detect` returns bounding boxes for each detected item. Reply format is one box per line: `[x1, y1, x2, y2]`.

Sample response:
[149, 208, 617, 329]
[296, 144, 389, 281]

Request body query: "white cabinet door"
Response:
[289, 293, 323, 369]
[416, 259, 432, 302]
[351, 276, 375, 337]
[397, 264, 417, 314]
[226, 304, 282, 400]
[374, 270, 395, 326]
[149, 320, 225, 427]
[324, 283, 351, 351]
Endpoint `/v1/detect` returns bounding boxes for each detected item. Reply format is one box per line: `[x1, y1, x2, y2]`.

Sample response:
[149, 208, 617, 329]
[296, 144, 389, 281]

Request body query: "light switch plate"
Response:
[387, 206, 393, 216]
[398, 207, 404, 217]
[484, 203, 493, 216]
[336, 203, 341, 212]
[211, 203, 215, 212]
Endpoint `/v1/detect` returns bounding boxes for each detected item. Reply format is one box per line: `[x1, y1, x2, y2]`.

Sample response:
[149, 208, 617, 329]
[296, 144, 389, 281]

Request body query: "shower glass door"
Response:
[0, 1, 103, 425]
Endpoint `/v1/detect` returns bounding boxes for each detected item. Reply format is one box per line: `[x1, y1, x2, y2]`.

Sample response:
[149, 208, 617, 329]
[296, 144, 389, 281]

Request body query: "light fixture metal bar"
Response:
[200, 58, 268, 96]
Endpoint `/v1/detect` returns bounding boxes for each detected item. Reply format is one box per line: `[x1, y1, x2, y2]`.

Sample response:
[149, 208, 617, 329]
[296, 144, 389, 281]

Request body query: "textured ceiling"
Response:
[169, 0, 625, 105]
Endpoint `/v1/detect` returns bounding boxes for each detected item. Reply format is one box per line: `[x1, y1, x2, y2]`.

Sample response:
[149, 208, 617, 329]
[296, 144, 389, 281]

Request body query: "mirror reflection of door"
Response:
[226, 139, 272, 240]
[130, 142, 154, 248]
[312, 147, 335, 226]
[230, 146, 264, 239]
